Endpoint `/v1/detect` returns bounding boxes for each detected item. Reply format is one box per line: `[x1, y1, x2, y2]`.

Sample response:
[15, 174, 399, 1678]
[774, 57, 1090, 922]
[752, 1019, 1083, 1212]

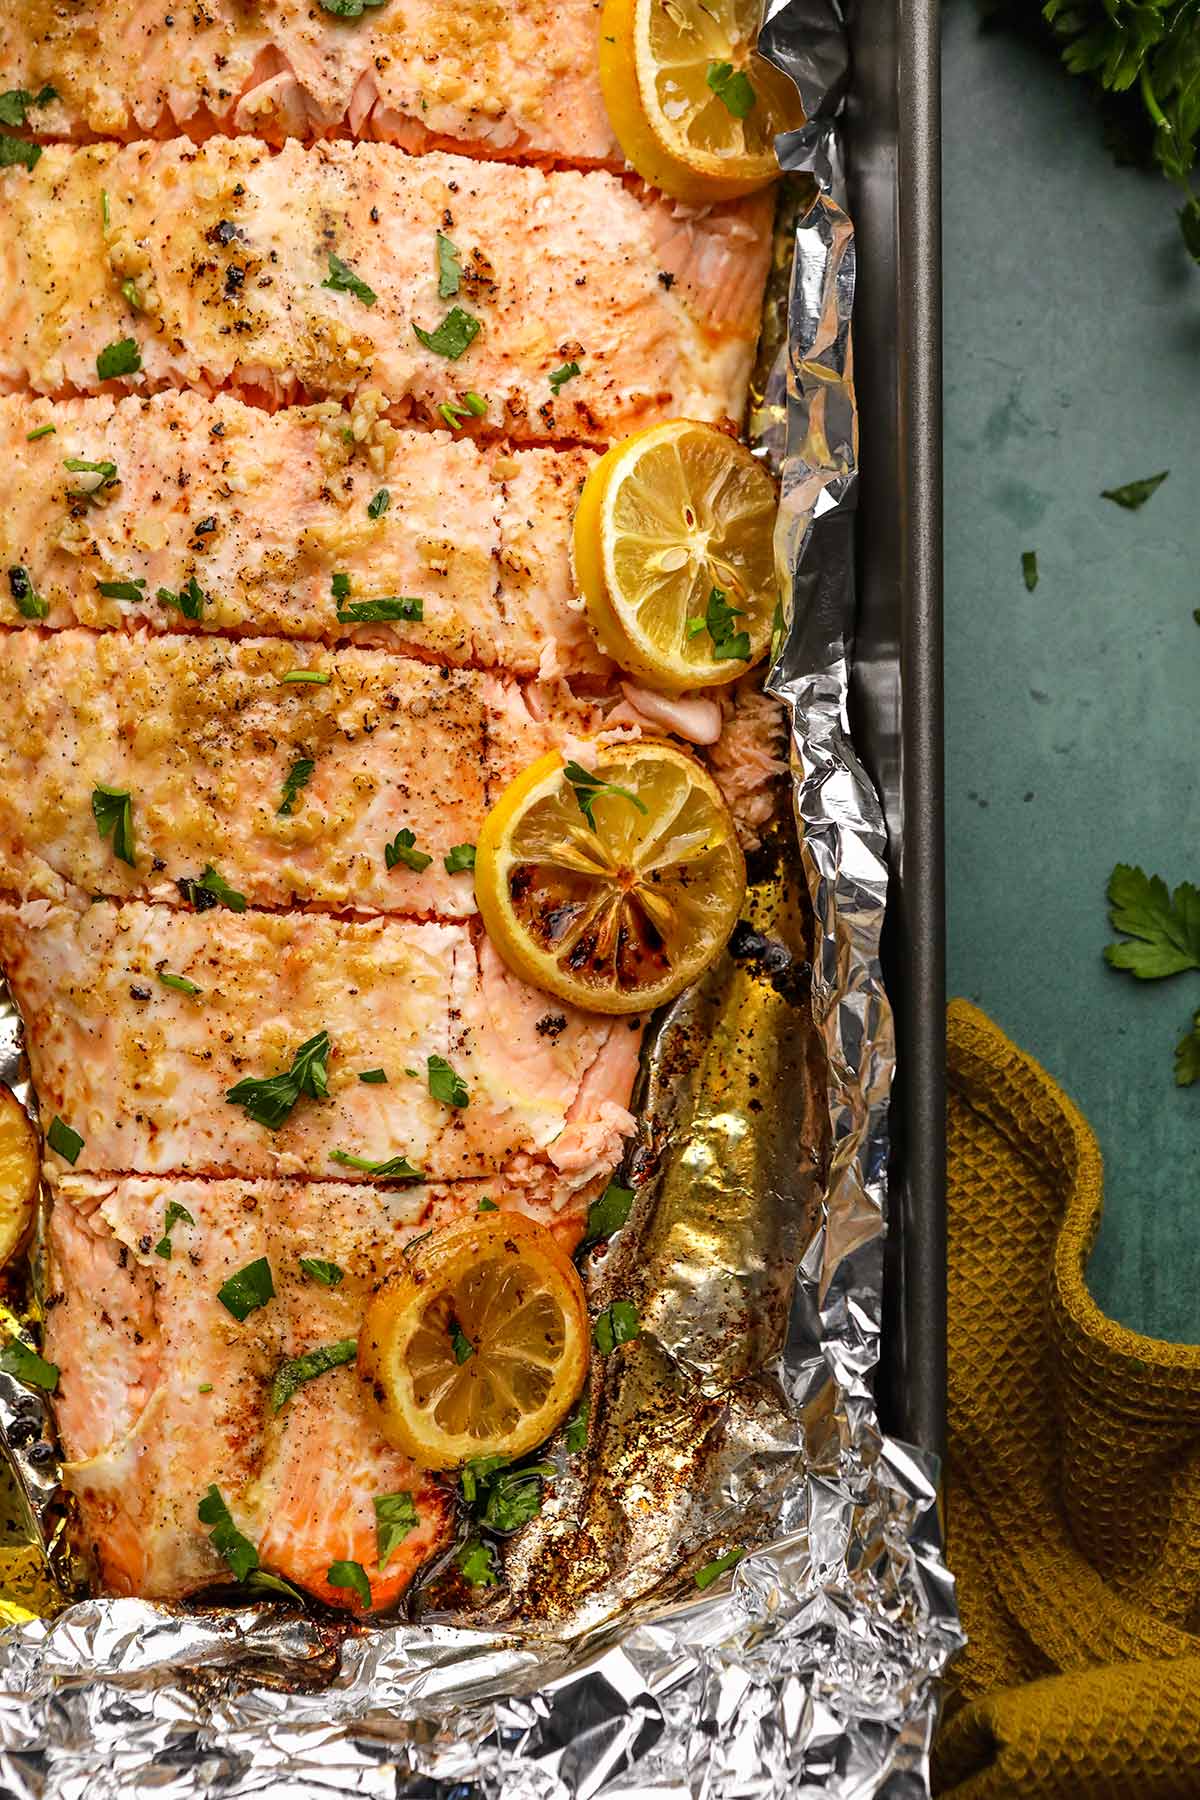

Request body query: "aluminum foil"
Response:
[0, 2, 964, 1791]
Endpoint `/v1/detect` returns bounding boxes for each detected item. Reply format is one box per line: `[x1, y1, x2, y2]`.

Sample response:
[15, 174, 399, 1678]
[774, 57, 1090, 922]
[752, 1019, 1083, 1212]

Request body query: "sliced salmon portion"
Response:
[0, 901, 638, 1182]
[0, 140, 773, 440]
[46, 1167, 591, 1606]
[0, 0, 618, 166]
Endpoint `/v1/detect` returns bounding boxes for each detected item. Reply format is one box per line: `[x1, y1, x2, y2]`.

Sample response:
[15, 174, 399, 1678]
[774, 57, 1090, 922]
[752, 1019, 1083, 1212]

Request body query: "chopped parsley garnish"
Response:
[358, 1067, 387, 1084]
[437, 398, 471, 431]
[96, 337, 142, 381]
[271, 1337, 357, 1412]
[157, 576, 207, 620]
[153, 1200, 195, 1260]
[686, 585, 750, 661]
[216, 1256, 275, 1323]
[322, 252, 377, 307]
[97, 576, 146, 602]
[279, 669, 331, 686]
[413, 306, 481, 361]
[694, 1546, 746, 1590]
[427, 1053, 469, 1108]
[460, 1455, 507, 1503]
[178, 864, 247, 912]
[463, 390, 488, 416]
[374, 1491, 420, 1569]
[91, 784, 136, 866]
[1021, 550, 1039, 593]
[706, 60, 756, 119]
[0, 85, 56, 127]
[329, 1148, 423, 1181]
[318, 0, 388, 15]
[450, 1322, 474, 1364]
[594, 1299, 640, 1354]
[158, 970, 202, 998]
[584, 1181, 634, 1246]
[562, 760, 648, 832]
[198, 1484, 258, 1582]
[1103, 862, 1200, 1082]
[443, 843, 476, 874]
[332, 572, 423, 624]
[564, 1397, 589, 1453]
[226, 1030, 332, 1130]
[277, 756, 316, 817]
[198, 1382, 213, 1393]
[549, 360, 581, 395]
[1101, 470, 1169, 511]
[367, 488, 390, 519]
[436, 231, 462, 298]
[0, 137, 41, 171]
[0, 1336, 58, 1392]
[26, 423, 55, 442]
[327, 1558, 371, 1609]
[385, 828, 433, 872]
[64, 456, 119, 501]
[456, 1537, 499, 1587]
[299, 1256, 344, 1287]
[477, 1195, 497, 1212]
[8, 566, 47, 620]
[46, 1116, 83, 1164]
[121, 280, 142, 313]
[480, 1462, 554, 1533]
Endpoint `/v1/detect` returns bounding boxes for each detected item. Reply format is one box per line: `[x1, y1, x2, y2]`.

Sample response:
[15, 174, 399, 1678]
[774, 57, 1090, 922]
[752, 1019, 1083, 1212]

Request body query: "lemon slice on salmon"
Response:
[475, 744, 746, 1015]
[359, 1212, 589, 1470]
[599, 0, 805, 204]
[574, 420, 778, 692]
[0, 1090, 37, 1269]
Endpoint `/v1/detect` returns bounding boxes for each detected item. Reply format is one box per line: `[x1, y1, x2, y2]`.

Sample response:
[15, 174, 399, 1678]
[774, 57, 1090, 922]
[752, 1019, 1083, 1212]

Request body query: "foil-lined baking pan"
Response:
[0, 1, 964, 1791]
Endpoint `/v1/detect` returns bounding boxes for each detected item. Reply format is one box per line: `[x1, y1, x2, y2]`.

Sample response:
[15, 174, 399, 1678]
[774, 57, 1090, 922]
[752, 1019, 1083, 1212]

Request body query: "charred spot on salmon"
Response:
[535, 1014, 567, 1040]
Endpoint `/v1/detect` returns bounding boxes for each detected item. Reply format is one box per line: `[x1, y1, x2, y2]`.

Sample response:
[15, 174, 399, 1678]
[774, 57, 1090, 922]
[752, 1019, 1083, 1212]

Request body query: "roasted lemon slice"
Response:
[359, 1212, 589, 1470]
[0, 1089, 37, 1269]
[574, 419, 778, 692]
[599, 0, 804, 204]
[475, 743, 746, 1015]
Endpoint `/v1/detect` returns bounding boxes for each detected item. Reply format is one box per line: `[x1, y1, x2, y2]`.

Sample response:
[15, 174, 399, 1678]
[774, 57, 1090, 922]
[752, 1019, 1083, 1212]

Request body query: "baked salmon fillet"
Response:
[0, 0, 618, 166]
[0, 901, 639, 1185]
[1, 392, 607, 679]
[46, 1167, 588, 1607]
[0, 139, 773, 438]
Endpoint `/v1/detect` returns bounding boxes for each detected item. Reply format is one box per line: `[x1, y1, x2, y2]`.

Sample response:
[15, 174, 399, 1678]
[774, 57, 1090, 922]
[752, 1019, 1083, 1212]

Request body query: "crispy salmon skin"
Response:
[0, 0, 618, 165]
[0, 140, 773, 438]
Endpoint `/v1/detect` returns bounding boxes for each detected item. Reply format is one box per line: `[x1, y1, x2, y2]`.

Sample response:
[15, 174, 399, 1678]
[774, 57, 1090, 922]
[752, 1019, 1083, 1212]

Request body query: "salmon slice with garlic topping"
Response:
[0, 140, 773, 440]
[0, 901, 638, 1182]
[0, 0, 619, 166]
[1, 392, 609, 677]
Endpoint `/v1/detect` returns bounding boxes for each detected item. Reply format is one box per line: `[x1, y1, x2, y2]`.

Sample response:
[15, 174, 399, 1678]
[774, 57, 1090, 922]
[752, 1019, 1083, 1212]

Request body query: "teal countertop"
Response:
[942, 2, 1200, 1341]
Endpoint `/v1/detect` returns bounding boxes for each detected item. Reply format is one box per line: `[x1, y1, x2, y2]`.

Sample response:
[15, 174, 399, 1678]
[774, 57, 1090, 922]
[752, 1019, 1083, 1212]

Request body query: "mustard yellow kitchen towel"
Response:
[934, 1000, 1200, 1798]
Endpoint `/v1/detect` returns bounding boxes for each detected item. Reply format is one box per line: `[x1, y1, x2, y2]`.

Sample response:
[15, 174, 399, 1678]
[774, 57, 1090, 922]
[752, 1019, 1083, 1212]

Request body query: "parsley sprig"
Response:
[226, 1030, 332, 1129]
[686, 585, 751, 661]
[91, 784, 135, 866]
[1104, 863, 1200, 1083]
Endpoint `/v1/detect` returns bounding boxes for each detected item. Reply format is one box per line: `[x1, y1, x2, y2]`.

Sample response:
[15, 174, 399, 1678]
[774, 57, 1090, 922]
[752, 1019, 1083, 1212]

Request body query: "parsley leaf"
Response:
[198, 1484, 258, 1582]
[562, 760, 648, 832]
[358, 1068, 387, 1084]
[157, 576, 207, 620]
[157, 970, 203, 998]
[96, 337, 142, 380]
[329, 1148, 424, 1181]
[226, 1030, 332, 1129]
[299, 1255, 344, 1287]
[687, 585, 750, 661]
[1021, 550, 1039, 592]
[427, 1053, 469, 1108]
[154, 1199, 195, 1259]
[0, 137, 41, 171]
[436, 231, 462, 298]
[97, 576, 146, 602]
[413, 306, 481, 360]
[178, 864, 247, 912]
[1104, 864, 1200, 979]
[319, 0, 388, 15]
[327, 1558, 372, 1608]
[564, 1397, 589, 1453]
[450, 1321, 474, 1363]
[549, 360, 581, 395]
[47, 1116, 83, 1164]
[91, 784, 136, 866]
[64, 456, 119, 502]
[594, 1299, 640, 1354]
[706, 60, 756, 119]
[1101, 470, 1169, 510]
[444, 842, 476, 873]
[456, 1537, 499, 1587]
[0, 1336, 58, 1392]
[374, 1491, 420, 1569]
[584, 1181, 634, 1246]
[385, 827, 433, 872]
[8, 566, 47, 620]
[477, 1195, 497, 1212]
[277, 756, 316, 817]
[367, 488, 390, 519]
[1175, 1012, 1200, 1086]
[216, 1256, 275, 1322]
[271, 1337, 357, 1412]
[694, 1546, 746, 1590]
[0, 86, 56, 127]
[321, 252, 377, 307]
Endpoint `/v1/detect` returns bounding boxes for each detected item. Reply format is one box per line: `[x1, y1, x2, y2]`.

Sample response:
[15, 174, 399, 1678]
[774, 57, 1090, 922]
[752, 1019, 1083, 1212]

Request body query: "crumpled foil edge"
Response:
[0, 2, 964, 1792]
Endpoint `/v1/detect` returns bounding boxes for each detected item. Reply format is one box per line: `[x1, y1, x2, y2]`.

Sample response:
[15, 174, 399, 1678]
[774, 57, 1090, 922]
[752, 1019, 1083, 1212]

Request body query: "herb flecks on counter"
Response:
[1021, 550, 1039, 591]
[1101, 470, 1169, 510]
[1104, 862, 1200, 1083]
[226, 1031, 332, 1129]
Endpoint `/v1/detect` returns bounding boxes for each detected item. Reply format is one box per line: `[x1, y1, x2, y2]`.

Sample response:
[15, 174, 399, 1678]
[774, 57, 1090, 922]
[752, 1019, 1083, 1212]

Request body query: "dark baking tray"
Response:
[844, 0, 946, 1462]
